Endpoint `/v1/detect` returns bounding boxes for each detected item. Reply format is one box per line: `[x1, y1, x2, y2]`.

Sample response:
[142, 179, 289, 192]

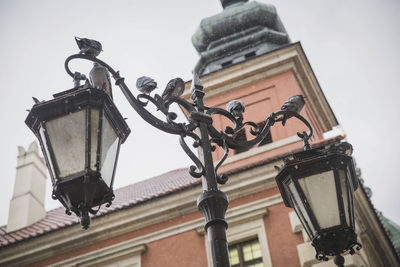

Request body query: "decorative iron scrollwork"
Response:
[64, 53, 314, 199]
[211, 136, 230, 184]
[179, 133, 204, 178]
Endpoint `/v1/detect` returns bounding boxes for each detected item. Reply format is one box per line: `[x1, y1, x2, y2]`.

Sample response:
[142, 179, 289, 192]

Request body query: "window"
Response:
[258, 122, 272, 147]
[229, 238, 264, 267]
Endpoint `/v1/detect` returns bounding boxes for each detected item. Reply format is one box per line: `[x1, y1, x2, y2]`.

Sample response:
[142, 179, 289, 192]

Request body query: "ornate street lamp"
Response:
[25, 38, 361, 267]
[275, 142, 362, 266]
[25, 86, 130, 229]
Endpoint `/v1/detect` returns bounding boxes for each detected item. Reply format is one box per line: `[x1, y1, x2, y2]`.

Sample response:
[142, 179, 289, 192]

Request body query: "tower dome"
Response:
[192, 0, 290, 75]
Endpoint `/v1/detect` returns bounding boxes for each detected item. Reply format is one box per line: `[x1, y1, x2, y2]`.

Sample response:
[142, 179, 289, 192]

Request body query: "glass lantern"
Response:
[25, 87, 130, 228]
[275, 142, 361, 260]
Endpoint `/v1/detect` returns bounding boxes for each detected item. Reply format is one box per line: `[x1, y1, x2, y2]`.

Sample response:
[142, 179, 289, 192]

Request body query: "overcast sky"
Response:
[0, 0, 399, 227]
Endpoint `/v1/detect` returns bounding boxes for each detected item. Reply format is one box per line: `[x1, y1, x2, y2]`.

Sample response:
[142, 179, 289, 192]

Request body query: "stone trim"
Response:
[52, 244, 147, 267]
[15, 161, 48, 178]
[289, 211, 302, 233]
[289, 211, 309, 242]
[297, 242, 320, 267]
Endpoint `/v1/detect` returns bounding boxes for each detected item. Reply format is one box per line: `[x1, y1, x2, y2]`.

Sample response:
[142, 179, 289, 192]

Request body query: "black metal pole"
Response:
[192, 75, 230, 267]
[198, 190, 230, 267]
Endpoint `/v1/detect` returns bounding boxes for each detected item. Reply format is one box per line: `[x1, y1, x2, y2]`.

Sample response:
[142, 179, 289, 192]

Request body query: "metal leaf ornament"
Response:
[226, 100, 245, 118]
[136, 76, 157, 94]
[280, 95, 305, 126]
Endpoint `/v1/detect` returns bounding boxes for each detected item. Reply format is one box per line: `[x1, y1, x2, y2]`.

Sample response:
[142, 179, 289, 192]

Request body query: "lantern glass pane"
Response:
[45, 110, 86, 179]
[339, 169, 350, 226]
[100, 116, 119, 187]
[298, 170, 340, 229]
[39, 126, 55, 179]
[288, 180, 316, 236]
[90, 109, 100, 171]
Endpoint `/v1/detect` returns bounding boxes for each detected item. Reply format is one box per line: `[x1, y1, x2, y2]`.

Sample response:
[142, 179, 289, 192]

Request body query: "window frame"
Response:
[229, 237, 264, 267]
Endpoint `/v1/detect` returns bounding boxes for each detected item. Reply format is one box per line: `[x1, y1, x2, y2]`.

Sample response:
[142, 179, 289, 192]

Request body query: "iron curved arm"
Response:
[206, 107, 313, 151]
[273, 109, 313, 137]
[64, 54, 194, 135]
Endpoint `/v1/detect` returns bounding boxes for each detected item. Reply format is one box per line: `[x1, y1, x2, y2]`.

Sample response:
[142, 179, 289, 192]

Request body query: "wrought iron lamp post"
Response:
[25, 40, 361, 267]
